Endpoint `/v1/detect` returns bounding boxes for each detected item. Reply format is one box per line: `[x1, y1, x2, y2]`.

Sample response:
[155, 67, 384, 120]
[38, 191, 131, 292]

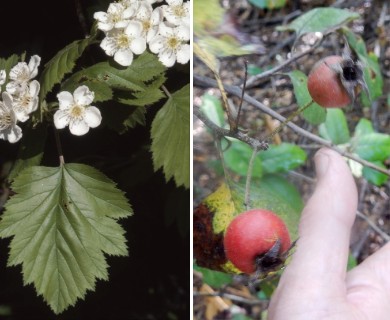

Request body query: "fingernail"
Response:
[314, 148, 331, 179]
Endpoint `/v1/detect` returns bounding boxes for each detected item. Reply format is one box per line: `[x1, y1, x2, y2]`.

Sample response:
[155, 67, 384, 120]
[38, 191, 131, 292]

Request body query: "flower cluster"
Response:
[0, 55, 41, 143]
[94, 0, 190, 68]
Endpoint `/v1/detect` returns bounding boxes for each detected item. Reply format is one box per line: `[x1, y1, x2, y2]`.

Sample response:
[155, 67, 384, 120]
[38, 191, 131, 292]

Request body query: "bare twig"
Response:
[194, 107, 268, 151]
[194, 74, 390, 177]
[356, 210, 390, 242]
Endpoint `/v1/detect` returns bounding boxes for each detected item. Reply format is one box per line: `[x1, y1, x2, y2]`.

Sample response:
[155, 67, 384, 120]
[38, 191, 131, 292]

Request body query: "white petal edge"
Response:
[84, 106, 102, 128]
[74, 86, 95, 106]
[69, 120, 89, 136]
[6, 125, 23, 143]
[125, 21, 143, 37]
[149, 36, 164, 53]
[130, 37, 147, 55]
[57, 91, 74, 110]
[54, 110, 70, 129]
[159, 49, 176, 67]
[28, 55, 41, 79]
[114, 49, 134, 66]
[176, 44, 190, 65]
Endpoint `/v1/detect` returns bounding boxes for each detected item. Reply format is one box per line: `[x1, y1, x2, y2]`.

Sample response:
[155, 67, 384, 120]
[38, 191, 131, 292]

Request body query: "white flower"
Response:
[12, 80, 40, 122]
[94, 2, 136, 32]
[100, 21, 147, 66]
[0, 92, 22, 143]
[0, 70, 6, 92]
[161, 0, 190, 27]
[6, 55, 41, 94]
[54, 86, 102, 136]
[135, 3, 163, 43]
[149, 23, 190, 67]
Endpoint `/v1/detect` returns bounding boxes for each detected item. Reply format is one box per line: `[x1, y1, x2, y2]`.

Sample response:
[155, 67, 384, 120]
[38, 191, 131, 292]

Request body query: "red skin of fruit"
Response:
[224, 209, 291, 274]
[307, 55, 351, 108]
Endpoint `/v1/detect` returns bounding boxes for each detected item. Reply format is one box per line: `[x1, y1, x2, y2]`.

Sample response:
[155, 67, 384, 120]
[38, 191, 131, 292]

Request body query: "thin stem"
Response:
[234, 60, 248, 133]
[54, 128, 65, 165]
[244, 145, 259, 210]
[266, 100, 314, 141]
[162, 84, 172, 98]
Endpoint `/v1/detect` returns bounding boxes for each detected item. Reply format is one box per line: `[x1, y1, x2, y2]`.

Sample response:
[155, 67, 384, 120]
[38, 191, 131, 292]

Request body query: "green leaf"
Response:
[194, 0, 225, 36]
[277, 8, 359, 37]
[194, 264, 233, 288]
[0, 54, 20, 92]
[353, 133, 390, 162]
[288, 70, 326, 125]
[151, 84, 190, 188]
[260, 174, 304, 213]
[223, 140, 263, 178]
[200, 93, 225, 127]
[318, 108, 350, 145]
[362, 162, 388, 186]
[0, 164, 132, 314]
[8, 124, 47, 181]
[354, 118, 374, 137]
[259, 143, 307, 174]
[39, 37, 94, 103]
[248, 0, 287, 9]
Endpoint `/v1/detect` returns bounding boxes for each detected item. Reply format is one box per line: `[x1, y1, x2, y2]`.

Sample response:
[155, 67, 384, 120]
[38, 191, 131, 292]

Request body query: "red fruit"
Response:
[307, 55, 351, 108]
[224, 209, 291, 274]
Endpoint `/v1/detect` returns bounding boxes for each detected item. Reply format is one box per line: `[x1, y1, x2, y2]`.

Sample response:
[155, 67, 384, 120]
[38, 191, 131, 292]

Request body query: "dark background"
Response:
[0, 1, 190, 319]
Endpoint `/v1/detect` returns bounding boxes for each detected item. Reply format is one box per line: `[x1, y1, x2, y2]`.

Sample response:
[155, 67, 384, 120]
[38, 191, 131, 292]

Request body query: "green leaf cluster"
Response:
[319, 109, 390, 185]
[0, 164, 132, 314]
[248, 0, 287, 9]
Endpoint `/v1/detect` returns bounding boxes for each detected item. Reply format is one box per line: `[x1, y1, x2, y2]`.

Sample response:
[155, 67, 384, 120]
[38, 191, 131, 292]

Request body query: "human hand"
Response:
[268, 148, 390, 320]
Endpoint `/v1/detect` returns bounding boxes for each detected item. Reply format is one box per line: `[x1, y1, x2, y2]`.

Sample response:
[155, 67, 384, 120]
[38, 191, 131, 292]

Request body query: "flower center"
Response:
[117, 33, 130, 49]
[167, 36, 180, 50]
[142, 20, 151, 32]
[173, 5, 186, 18]
[70, 105, 85, 119]
[0, 112, 12, 130]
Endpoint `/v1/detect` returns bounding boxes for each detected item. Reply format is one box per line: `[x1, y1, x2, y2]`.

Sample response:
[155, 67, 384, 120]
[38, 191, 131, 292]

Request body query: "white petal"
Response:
[29, 80, 40, 97]
[159, 23, 174, 37]
[176, 44, 190, 64]
[175, 25, 190, 41]
[159, 49, 176, 67]
[130, 37, 146, 55]
[136, 3, 152, 20]
[149, 36, 164, 53]
[114, 20, 129, 29]
[114, 49, 134, 66]
[166, 0, 183, 5]
[5, 125, 22, 143]
[15, 110, 29, 123]
[69, 120, 89, 136]
[93, 11, 107, 21]
[9, 63, 28, 81]
[54, 110, 70, 129]
[5, 81, 25, 95]
[107, 2, 124, 14]
[74, 85, 94, 106]
[125, 21, 143, 37]
[2, 92, 13, 110]
[57, 91, 74, 110]
[0, 70, 6, 85]
[151, 7, 163, 25]
[146, 28, 158, 43]
[123, 5, 138, 18]
[84, 106, 102, 128]
[28, 55, 41, 79]
[97, 21, 114, 32]
[100, 36, 118, 56]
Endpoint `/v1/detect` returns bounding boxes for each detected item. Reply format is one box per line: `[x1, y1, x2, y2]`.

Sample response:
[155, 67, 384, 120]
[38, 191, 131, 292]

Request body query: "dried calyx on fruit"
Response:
[223, 209, 292, 276]
[307, 39, 369, 108]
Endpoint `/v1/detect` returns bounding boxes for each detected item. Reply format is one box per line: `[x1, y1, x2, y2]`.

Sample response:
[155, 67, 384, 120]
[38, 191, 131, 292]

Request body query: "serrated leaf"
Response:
[259, 143, 307, 174]
[277, 8, 359, 37]
[288, 70, 326, 125]
[39, 37, 94, 103]
[8, 124, 47, 181]
[151, 84, 190, 188]
[0, 164, 132, 314]
[318, 108, 350, 145]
